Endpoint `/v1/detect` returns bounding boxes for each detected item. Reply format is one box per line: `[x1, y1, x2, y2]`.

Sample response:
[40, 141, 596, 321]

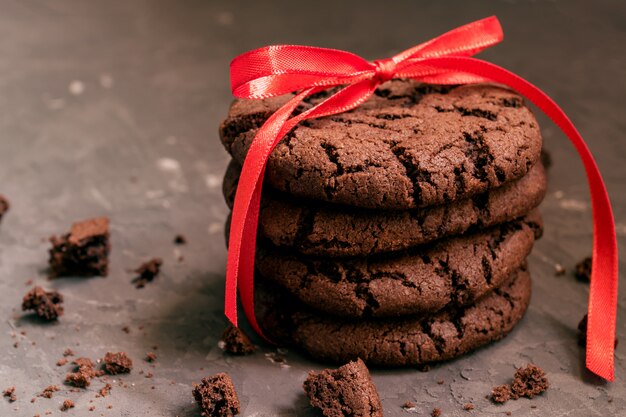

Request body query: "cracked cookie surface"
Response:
[256, 266, 532, 366]
[220, 80, 542, 210]
[256, 211, 541, 318]
[224, 160, 546, 257]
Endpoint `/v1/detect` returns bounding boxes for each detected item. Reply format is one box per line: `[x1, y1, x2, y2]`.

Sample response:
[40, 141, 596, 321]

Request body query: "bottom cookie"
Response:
[256, 266, 531, 366]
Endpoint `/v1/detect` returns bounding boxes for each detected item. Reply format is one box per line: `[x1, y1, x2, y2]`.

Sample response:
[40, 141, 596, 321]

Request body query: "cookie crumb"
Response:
[40, 385, 60, 398]
[304, 359, 382, 417]
[574, 256, 592, 282]
[403, 401, 416, 409]
[174, 234, 187, 245]
[103, 352, 133, 374]
[22, 286, 64, 320]
[491, 384, 512, 403]
[56, 358, 69, 366]
[132, 258, 162, 288]
[97, 383, 112, 398]
[121, 326, 130, 334]
[89, 406, 95, 411]
[491, 364, 549, 404]
[463, 403, 475, 411]
[63, 348, 75, 357]
[61, 399, 74, 411]
[417, 364, 430, 372]
[220, 325, 256, 355]
[145, 352, 157, 362]
[511, 364, 549, 399]
[192, 373, 240, 417]
[432, 408, 442, 417]
[506, 412, 512, 416]
[49, 217, 110, 278]
[3, 386, 16, 402]
[436, 379, 444, 385]
[66, 358, 98, 388]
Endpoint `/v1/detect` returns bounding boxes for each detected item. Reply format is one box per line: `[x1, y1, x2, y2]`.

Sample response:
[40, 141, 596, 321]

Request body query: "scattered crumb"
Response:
[506, 412, 512, 416]
[554, 263, 566, 276]
[221, 325, 256, 355]
[491, 384, 512, 403]
[432, 408, 442, 417]
[3, 386, 16, 402]
[145, 352, 157, 362]
[66, 358, 100, 388]
[107, 405, 112, 409]
[121, 326, 130, 334]
[22, 286, 64, 320]
[192, 373, 240, 417]
[132, 258, 162, 288]
[103, 352, 133, 374]
[463, 403, 475, 411]
[436, 379, 444, 385]
[403, 401, 416, 409]
[57, 358, 69, 366]
[491, 364, 549, 404]
[97, 383, 112, 398]
[61, 399, 75, 411]
[73, 357, 95, 368]
[575, 256, 592, 282]
[145, 372, 154, 379]
[174, 234, 187, 245]
[40, 385, 60, 399]
[89, 405, 96, 411]
[63, 348, 75, 357]
[511, 364, 549, 399]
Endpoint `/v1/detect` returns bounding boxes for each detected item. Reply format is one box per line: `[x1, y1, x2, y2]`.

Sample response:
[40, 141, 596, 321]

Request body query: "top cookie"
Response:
[220, 80, 542, 210]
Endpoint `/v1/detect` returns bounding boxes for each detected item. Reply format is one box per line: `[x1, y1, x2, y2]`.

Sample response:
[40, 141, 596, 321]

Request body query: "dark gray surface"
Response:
[0, 0, 625, 416]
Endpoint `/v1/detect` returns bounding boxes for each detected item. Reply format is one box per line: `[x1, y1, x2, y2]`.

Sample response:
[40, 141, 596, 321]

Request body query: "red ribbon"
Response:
[225, 16, 618, 381]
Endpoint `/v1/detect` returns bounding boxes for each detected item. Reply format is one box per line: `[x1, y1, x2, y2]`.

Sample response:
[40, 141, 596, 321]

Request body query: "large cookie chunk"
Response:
[220, 80, 542, 209]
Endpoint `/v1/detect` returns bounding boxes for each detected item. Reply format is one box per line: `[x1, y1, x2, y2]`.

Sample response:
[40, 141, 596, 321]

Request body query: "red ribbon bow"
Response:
[225, 16, 618, 381]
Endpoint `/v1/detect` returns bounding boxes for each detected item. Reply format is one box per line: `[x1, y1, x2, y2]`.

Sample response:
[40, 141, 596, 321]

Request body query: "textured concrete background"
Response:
[0, 0, 625, 416]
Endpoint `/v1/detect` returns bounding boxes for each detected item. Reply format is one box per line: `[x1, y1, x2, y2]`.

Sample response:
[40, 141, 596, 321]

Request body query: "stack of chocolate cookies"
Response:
[220, 80, 546, 366]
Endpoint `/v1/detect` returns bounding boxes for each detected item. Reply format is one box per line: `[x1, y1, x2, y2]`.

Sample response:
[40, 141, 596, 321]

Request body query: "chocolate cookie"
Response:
[220, 80, 542, 210]
[223, 161, 546, 257]
[256, 212, 541, 318]
[256, 266, 532, 366]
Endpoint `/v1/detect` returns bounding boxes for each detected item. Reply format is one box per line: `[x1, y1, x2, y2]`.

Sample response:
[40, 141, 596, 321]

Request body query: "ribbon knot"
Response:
[225, 16, 618, 382]
[373, 58, 398, 83]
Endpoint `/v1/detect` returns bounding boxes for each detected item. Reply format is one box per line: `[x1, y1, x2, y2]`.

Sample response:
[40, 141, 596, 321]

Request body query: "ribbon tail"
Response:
[224, 90, 311, 331]
[421, 56, 618, 381]
[227, 80, 380, 339]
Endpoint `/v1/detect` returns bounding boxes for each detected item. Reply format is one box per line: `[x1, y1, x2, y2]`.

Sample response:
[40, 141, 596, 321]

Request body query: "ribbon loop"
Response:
[225, 16, 618, 382]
